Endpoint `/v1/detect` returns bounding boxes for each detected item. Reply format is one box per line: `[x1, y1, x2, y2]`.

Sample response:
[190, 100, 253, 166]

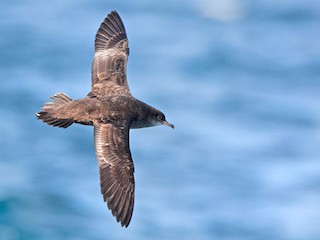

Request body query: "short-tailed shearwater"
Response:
[36, 11, 174, 227]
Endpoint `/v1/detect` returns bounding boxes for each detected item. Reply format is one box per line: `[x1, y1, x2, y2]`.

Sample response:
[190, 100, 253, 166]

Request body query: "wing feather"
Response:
[91, 11, 130, 96]
[94, 123, 134, 227]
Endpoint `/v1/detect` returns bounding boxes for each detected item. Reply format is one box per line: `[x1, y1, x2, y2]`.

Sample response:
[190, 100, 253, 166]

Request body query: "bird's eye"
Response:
[157, 115, 163, 121]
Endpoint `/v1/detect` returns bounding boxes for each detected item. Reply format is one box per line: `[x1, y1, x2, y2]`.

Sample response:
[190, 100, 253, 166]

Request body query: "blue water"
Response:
[1, 0, 320, 239]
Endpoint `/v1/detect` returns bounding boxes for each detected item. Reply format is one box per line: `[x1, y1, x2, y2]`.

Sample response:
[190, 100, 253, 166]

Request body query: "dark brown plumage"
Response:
[36, 11, 174, 227]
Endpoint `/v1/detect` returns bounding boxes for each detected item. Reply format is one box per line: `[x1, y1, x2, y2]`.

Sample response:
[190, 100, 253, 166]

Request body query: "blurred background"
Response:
[1, 0, 320, 239]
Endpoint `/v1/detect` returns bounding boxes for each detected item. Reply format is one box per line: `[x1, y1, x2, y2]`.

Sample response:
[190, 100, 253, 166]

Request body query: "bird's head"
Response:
[151, 110, 174, 129]
[131, 106, 174, 129]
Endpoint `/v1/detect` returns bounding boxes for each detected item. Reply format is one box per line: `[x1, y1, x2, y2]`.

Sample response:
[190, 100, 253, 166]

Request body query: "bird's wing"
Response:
[94, 123, 134, 227]
[91, 11, 130, 96]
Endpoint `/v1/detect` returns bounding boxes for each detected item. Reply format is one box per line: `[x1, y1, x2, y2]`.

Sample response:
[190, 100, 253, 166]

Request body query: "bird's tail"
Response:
[36, 92, 74, 128]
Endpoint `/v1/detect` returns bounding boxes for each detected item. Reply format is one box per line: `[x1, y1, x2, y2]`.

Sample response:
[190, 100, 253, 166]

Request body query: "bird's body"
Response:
[36, 11, 173, 227]
[43, 93, 164, 128]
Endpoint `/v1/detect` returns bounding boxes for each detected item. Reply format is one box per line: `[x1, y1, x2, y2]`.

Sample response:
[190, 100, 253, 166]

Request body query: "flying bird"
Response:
[36, 11, 174, 227]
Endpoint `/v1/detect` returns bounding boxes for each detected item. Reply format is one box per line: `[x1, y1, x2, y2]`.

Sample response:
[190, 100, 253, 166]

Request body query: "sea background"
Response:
[1, 0, 320, 239]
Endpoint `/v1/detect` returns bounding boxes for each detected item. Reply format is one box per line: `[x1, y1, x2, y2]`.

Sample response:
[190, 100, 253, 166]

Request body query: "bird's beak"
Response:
[163, 120, 174, 129]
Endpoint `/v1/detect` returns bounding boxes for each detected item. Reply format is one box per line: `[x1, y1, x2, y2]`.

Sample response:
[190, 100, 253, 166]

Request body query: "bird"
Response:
[36, 10, 174, 227]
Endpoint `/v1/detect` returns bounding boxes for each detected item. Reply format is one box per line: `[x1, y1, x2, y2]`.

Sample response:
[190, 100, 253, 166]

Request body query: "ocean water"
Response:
[1, 0, 320, 239]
